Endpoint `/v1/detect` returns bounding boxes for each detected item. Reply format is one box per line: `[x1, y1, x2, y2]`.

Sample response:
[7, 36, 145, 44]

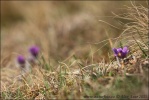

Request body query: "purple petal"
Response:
[121, 52, 127, 58]
[112, 48, 118, 56]
[29, 46, 40, 58]
[17, 55, 25, 65]
[122, 46, 129, 53]
[117, 48, 123, 53]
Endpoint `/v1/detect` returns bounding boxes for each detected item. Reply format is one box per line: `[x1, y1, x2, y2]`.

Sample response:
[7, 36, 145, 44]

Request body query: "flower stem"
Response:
[116, 57, 121, 67]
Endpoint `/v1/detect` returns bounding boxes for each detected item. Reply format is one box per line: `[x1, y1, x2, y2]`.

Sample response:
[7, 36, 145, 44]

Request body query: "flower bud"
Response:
[29, 46, 40, 58]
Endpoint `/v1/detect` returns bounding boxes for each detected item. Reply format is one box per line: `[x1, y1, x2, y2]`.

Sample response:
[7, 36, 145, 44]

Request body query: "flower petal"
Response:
[17, 55, 25, 64]
[29, 46, 40, 58]
[117, 48, 122, 53]
[121, 52, 127, 58]
[112, 48, 118, 56]
[122, 46, 129, 53]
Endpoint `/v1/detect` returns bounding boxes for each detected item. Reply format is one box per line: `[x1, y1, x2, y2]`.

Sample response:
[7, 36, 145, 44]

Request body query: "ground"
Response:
[1, 1, 148, 99]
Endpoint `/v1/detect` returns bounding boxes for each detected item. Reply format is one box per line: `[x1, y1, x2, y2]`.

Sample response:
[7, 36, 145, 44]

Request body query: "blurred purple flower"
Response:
[29, 46, 40, 58]
[17, 55, 25, 65]
[112, 46, 129, 59]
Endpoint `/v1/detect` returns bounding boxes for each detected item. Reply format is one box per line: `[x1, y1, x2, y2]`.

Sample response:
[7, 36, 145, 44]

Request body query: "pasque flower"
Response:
[17, 55, 26, 69]
[17, 55, 31, 78]
[29, 46, 40, 58]
[17, 55, 25, 65]
[28, 45, 40, 66]
[112, 46, 129, 59]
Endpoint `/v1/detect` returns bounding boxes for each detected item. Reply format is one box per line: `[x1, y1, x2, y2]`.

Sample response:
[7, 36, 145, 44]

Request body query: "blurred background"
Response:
[1, 1, 147, 66]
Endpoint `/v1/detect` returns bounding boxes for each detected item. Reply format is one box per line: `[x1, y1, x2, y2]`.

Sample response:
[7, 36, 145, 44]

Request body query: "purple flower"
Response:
[17, 55, 25, 65]
[112, 46, 129, 59]
[29, 46, 40, 58]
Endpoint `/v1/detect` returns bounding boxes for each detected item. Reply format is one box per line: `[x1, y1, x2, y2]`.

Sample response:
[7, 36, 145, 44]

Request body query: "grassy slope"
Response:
[1, 1, 148, 100]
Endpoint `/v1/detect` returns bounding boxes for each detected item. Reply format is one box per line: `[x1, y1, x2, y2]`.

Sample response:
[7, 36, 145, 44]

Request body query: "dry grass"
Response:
[1, 1, 148, 99]
[113, 2, 148, 55]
